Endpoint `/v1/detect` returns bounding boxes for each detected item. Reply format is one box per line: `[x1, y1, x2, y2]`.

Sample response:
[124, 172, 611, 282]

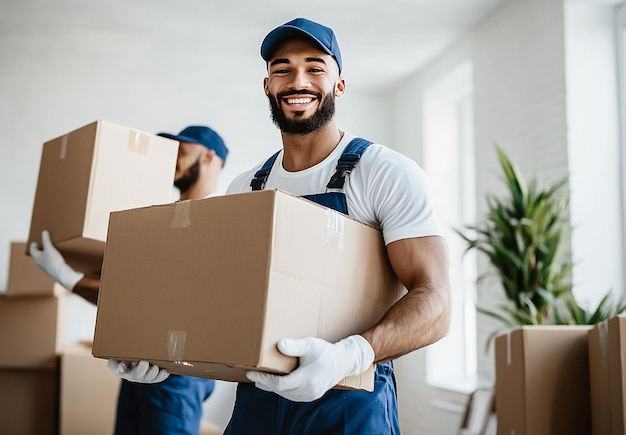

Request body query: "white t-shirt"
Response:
[226, 132, 444, 245]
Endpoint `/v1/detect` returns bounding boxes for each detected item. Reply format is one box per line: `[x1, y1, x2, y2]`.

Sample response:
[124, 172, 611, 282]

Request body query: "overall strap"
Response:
[326, 137, 373, 189]
[250, 137, 373, 191]
[250, 150, 280, 191]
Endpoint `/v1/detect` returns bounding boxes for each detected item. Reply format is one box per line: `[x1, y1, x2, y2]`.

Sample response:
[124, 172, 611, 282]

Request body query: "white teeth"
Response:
[286, 97, 313, 104]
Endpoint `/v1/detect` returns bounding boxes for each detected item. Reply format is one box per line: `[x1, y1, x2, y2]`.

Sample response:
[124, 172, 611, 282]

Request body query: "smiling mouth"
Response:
[284, 96, 315, 105]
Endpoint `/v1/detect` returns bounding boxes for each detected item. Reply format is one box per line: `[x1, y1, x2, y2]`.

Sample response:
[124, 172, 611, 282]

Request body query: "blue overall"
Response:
[224, 138, 400, 435]
[114, 375, 215, 435]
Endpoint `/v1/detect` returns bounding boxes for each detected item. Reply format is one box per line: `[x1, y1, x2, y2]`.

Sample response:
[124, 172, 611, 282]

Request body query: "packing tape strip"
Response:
[598, 320, 608, 369]
[171, 200, 192, 228]
[127, 130, 149, 155]
[60, 135, 68, 159]
[325, 209, 344, 251]
[168, 330, 186, 362]
[506, 331, 512, 366]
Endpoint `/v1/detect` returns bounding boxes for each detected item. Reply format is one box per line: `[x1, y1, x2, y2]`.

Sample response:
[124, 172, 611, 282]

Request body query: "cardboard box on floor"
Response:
[588, 315, 626, 435]
[494, 326, 592, 435]
[6, 241, 56, 295]
[93, 189, 405, 391]
[26, 120, 179, 276]
[0, 368, 59, 435]
[59, 343, 121, 435]
[0, 285, 66, 369]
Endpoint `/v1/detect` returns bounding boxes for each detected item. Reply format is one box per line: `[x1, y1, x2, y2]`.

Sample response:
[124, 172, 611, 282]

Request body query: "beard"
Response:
[268, 89, 336, 134]
[174, 156, 201, 193]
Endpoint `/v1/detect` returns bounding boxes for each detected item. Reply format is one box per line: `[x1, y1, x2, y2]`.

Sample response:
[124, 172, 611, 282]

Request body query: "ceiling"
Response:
[3, 0, 516, 93]
[201, 0, 513, 90]
[6, 0, 622, 96]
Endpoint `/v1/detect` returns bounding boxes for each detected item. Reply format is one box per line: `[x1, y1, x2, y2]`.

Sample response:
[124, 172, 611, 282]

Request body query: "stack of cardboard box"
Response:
[1, 241, 123, 435]
[0, 242, 65, 435]
[1, 119, 180, 434]
[588, 315, 626, 435]
[494, 326, 592, 435]
[494, 317, 626, 435]
[58, 342, 122, 435]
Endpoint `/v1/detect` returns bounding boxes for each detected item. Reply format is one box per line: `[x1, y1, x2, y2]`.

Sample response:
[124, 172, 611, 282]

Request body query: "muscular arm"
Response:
[362, 235, 451, 363]
[72, 275, 101, 305]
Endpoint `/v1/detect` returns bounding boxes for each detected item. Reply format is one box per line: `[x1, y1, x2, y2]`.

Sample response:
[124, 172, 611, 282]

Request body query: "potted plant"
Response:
[456, 145, 625, 344]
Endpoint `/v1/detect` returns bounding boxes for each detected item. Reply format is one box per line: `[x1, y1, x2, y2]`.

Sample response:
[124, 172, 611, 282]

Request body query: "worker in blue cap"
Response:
[109, 17, 451, 434]
[31, 125, 228, 435]
[159, 125, 229, 201]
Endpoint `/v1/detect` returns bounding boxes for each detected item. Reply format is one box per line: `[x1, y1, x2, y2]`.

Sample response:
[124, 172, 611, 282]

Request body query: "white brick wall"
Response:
[472, 0, 570, 385]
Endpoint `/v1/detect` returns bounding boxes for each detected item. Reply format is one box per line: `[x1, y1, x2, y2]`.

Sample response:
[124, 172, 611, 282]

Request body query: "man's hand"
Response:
[246, 334, 374, 402]
[107, 359, 170, 383]
[29, 230, 84, 291]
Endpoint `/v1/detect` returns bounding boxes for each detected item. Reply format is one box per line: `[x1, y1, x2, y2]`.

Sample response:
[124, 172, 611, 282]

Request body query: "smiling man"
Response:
[108, 18, 452, 434]
[222, 18, 452, 434]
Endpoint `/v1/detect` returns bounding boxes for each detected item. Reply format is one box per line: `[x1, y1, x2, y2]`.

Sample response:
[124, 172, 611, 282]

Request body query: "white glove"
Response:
[107, 359, 170, 384]
[246, 334, 374, 402]
[29, 230, 84, 291]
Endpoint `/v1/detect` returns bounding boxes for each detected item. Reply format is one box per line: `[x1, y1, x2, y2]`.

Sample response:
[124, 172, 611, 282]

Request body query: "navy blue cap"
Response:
[260, 18, 342, 74]
[158, 126, 228, 163]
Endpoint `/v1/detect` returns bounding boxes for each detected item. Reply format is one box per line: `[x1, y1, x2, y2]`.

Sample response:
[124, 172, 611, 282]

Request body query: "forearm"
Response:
[362, 235, 451, 363]
[72, 275, 101, 305]
[362, 284, 450, 363]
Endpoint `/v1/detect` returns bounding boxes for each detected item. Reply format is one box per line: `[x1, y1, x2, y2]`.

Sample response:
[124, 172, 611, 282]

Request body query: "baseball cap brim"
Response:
[158, 132, 199, 144]
[261, 26, 334, 61]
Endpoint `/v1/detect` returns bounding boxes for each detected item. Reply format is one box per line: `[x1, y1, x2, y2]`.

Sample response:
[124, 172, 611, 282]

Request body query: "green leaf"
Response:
[458, 144, 575, 334]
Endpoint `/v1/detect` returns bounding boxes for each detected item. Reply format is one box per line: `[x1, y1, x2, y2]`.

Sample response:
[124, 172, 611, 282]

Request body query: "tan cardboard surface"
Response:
[93, 189, 404, 391]
[495, 326, 592, 435]
[0, 289, 65, 369]
[0, 368, 58, 435]
[588, 315, 626, 435]
[60, 343, 121, 435]
[6, 241, 57, 295]
[27, 119, 179, 275]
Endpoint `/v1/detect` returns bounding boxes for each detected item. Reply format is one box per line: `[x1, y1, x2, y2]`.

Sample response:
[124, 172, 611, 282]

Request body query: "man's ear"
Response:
[202, 148, 216, 164]
[335, 78, 346, 97]
[263, 77, 269, 96]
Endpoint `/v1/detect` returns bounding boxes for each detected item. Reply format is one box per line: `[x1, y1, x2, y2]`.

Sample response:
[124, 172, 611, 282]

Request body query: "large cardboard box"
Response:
[59, 343, 121, 435]
[0, 287, 66, 369]
[27, 120, 179, 276]
[495, 326, 592, 435]
[6, 241, 56, 295]
[0, 368, 58, 435]
[588, 315, 626, 435]
[93, 189, 405, 391]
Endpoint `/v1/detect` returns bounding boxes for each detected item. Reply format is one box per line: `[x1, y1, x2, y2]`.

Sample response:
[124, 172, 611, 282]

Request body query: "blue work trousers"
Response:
[223, 362, 399, 434]
[114, 374, 215, 435]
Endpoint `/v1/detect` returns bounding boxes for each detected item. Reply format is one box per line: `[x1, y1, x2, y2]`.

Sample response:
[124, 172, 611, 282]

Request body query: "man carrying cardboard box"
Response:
[30, 125, 229, 435]
[106, 18, 452, 434]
